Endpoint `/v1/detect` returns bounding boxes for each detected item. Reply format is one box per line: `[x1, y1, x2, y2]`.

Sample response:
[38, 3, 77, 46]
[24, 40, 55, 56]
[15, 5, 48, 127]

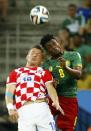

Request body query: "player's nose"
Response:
[32, 53, 37, 57]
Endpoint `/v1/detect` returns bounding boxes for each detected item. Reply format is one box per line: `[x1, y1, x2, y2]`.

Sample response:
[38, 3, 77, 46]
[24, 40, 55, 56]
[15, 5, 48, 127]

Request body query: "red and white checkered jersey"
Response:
[6, 67, 53, 109]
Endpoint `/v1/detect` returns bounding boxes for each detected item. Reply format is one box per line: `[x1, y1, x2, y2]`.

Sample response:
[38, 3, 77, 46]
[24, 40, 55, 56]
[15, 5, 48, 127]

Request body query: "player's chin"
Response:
[54, 51, 60, 56]
[54, 48, 60, 53]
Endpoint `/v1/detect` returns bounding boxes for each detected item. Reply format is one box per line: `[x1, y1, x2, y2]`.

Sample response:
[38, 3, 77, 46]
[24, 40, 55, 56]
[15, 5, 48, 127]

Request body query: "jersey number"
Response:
[59, 69, 64, 78]
[49, 121, 55, 131]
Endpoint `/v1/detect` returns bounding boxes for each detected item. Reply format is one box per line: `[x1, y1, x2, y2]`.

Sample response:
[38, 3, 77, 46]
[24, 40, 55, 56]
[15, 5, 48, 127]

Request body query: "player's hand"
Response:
[57, 57, 66, 68]
[52, 102, 65, 115]
[8, 109, 19, 123]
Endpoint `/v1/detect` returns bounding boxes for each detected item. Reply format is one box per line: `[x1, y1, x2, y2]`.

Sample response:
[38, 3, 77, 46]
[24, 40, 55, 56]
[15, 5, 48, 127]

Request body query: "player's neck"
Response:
[26, 63, 41, 68]
[26, 63, 36, 68]
[51, 52, 64, 59]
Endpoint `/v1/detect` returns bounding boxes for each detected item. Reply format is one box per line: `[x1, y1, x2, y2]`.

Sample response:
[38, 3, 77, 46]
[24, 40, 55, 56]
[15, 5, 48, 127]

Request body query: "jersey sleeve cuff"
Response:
[45, 80, 53, 85]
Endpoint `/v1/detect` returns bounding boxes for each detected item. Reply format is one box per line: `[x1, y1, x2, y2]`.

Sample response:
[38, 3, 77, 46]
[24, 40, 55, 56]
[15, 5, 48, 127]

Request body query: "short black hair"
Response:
[40, 34, 55, 49]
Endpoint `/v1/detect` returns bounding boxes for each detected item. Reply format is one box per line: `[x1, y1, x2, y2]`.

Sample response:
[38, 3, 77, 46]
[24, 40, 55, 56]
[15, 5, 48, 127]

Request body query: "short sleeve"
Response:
[72, 52, 82, 68]
[42, 70, 53, 85]
[6, 70, 17, 84]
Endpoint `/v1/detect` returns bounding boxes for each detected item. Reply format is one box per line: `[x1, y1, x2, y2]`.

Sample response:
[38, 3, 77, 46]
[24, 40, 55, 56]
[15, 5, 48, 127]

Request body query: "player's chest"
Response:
[48, 60, 71, 80]
[16, 71, 43, 83]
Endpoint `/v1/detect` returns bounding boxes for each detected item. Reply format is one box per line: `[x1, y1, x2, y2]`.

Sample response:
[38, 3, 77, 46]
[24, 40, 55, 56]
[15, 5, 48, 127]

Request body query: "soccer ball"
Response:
[30, 5, 49, 24]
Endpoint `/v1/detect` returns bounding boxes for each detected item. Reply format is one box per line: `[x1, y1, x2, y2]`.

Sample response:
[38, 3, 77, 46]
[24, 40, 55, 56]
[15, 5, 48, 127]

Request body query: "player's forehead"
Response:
[47, 39, 59, 46]
[28, 48, 43, 54]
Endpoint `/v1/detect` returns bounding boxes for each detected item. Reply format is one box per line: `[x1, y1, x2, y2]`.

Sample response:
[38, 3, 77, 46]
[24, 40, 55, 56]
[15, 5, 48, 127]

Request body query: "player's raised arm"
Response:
[46, 82, 64, 115]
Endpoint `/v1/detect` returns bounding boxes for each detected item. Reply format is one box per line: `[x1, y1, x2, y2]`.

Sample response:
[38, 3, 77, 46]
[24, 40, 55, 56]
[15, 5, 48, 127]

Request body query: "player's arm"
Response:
[5, 70, 18, 122]
[64, 66, 82, 79]
[46, 82, 64, 115]
[58, 52, 82, 79]
[5, 84, 15, 105]
[5, 84, 19, 122]
[43, 69, 64, 115]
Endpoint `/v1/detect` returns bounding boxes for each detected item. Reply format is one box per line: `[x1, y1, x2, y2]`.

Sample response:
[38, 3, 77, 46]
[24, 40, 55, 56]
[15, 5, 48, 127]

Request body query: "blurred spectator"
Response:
[80, 19, 91, 45]
[57, 28, 74, 51]
[72, 33, 91, 71]
[58, 28, 70, 42]
[61, 4, 85, 35]
[70, 33, 83, 50]
[0, 0, 8, 21]
[58, 28, 78, 51]
[77, 0, 91, 23]
[72, 33, 91, 89]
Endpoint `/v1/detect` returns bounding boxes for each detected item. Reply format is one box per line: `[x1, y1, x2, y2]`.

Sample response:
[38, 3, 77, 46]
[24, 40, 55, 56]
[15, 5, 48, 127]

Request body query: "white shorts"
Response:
[18, 102, 56, 131]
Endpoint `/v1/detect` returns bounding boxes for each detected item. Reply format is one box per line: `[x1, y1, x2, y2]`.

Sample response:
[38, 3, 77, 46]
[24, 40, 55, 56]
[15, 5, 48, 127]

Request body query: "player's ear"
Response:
[42, 51, 46, 60]
[26, 49, 30, 60]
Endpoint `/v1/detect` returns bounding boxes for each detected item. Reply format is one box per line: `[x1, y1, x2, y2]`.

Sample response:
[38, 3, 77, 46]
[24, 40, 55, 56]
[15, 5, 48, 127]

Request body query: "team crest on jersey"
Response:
[20, 74, 34, 82]
[49, 66, 53, 72]
[23, 76, 32, 81]
[66, 60, 70, 66]
[36, 67, 43, 74]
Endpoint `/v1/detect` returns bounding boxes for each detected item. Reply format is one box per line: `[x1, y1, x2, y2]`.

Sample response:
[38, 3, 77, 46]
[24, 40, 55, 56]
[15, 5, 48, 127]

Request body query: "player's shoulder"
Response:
[11, 67, 26, 74]
[8, 67, 23, 76]
[71, 51, 81, 58]
[39, 66, 51, 73]
[66, 50, 81, 56]
[14, 67, 24, 71]
[39, 66, 49, 72]
[65, 51, 81, 60]
[36, 67, 51, 76]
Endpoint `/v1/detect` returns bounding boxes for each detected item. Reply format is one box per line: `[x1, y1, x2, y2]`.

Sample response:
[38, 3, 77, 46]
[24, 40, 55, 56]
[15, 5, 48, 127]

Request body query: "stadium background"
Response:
[0, 0, 91, 131]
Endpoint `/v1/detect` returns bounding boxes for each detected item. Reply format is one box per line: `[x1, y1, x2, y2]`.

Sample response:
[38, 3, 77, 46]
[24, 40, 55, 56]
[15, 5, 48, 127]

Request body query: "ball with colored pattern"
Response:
[30, 5, 49, 24]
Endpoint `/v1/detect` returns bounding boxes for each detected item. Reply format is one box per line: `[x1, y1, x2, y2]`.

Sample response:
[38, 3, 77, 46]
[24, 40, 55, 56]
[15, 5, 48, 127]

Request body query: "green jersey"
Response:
[43, 51, 82, 97]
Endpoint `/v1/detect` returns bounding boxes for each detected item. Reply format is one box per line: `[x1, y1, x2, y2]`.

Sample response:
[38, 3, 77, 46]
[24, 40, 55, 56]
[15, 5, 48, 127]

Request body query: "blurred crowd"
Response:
[58, 0, 91, 90]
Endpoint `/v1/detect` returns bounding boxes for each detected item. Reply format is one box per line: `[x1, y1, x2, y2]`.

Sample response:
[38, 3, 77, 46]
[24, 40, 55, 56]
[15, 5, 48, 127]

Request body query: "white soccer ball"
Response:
[30, 5, 49, 24]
